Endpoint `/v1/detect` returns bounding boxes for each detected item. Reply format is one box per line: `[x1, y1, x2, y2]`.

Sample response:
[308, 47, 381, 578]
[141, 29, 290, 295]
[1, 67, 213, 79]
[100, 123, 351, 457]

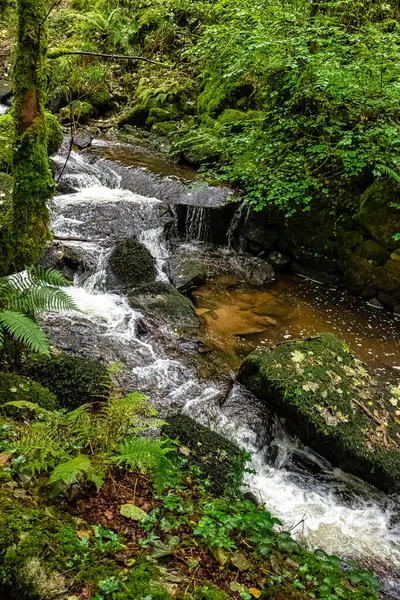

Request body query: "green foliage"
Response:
[114, 437, 177, 493]
[48, 454, 105, 490]
[0, 266, 76, 355]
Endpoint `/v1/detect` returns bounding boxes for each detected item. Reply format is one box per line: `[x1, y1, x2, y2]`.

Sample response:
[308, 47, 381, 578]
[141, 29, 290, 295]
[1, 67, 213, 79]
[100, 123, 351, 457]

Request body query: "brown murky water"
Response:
[194, 272, 400, 382]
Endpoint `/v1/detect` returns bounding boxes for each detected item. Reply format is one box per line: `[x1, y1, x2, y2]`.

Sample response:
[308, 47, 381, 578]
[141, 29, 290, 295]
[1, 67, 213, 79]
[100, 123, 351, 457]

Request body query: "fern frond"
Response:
[49, 455, 105, 490]
[0, 311, 49, 355]
[376, 164, 400, 184]
[28, 265, 72, 288]
[114, 437, 176, 493]
[3, 400, 50, 413]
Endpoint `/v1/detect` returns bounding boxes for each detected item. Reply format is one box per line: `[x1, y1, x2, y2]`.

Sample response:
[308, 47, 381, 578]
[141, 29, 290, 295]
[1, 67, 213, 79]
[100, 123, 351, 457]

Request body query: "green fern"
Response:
[48, 455, 105, 490]
[376, 164, 400, 184]
[0, 266, 77, 355]
[114, 437, 176, 493]
[0, 311, 50, 355]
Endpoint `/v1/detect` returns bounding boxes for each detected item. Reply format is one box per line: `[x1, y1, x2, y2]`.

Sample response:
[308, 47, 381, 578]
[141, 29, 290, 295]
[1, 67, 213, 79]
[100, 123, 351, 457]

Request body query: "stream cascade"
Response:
[44, 142, 400, 599]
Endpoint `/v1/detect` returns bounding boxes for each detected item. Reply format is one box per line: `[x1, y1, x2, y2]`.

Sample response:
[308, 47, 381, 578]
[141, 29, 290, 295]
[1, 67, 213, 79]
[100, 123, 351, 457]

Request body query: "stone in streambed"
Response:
[238, 333, 400, 494]
[269, 251, 290, 270]
[128, 282, 201, 329]
[109, 238, 156, 288]
[168, 256, 207, 293]
[251, 295, 298, 320]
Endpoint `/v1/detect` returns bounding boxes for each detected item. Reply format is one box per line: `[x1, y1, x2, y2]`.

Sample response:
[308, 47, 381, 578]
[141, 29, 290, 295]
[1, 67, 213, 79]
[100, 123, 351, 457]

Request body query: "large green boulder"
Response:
[238, 333, 400, 494]
[359, 178, 400, 250]
[163, 414, 248, 494]
[109, 238, 156, 288]
[128, 282, 201, 329]
[0, 372, 57, 412]
[22, 354, 111, 410]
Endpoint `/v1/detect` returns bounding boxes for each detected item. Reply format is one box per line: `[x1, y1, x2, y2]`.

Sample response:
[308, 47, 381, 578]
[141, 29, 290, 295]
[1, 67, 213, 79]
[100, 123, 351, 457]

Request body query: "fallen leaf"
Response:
[230, 581, 245, 593]
[120, 503, 147, 521]
[77, 530, 91, 540]
[212, 547, 229, 566]
[104, 510, 113, 520]
[0, 453, 11, 467]
[250, 589, 261, 598]
[231, 551, 253, 572]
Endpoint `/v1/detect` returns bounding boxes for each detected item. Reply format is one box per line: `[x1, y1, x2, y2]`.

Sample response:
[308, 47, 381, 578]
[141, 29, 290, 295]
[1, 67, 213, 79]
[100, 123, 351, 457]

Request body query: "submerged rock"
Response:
[238, 333, 400, 494]
[168, 256, 207, 293]
[128, 282, 201, 329]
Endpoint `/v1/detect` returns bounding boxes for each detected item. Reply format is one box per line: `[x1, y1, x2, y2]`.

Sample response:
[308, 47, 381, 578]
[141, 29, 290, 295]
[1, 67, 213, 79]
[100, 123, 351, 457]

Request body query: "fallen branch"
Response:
[351, 397, 384, 427]
[48, 49, 171, 68]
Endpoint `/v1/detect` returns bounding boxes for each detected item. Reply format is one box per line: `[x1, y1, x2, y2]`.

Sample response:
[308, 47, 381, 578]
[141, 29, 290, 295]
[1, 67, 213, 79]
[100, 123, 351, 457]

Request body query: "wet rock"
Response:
[238, 333, 400, 494]
[73, 130, 93, 149]
[56, 180, 78, 195]
[247, 240, 265, 253]
[394, 305, 400, 315]
[128, 282, 201, 329]
[367, 297, 384, 309]
[40, 242, 99, 281]
[269, 251, 290, 270]
[109, 238, 156, 288]
[168, 256, 207, 293]
[378, 292, 399, 308]
[338, 230, 363, 250]
[246, 258, 275, 286]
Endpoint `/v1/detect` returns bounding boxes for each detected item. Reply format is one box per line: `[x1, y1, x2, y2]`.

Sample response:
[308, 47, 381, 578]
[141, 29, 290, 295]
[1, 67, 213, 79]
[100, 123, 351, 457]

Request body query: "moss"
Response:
[87, 88, 113, 116]
[163, 414, 249, 494]
[238, 333, 400, 493]
[0, 113, 13, 171]
[109, 238, 156, 287]
[184, 586, 229, 600]
[45, 112, 63, 156]
[0, 0, 55, 275]
[0, 172, 13, 217]
[22, 354, 111, 410]
[146, 107, 177, 128]
[0, 372, 57, 413]
[171, 127, 224, 167]
[118, 106, 149, 129]
[114, 560, 173, 600]
[338, 230, 363, 250]
[59, 100, 93, 125]
[152, 121, 179, 137]
[392, 249, 400, 261]
[354, 239, 391, 265]
[128, 282, 201, 329]
[218, 109, 260, 132]
[358, 178, 400, 250]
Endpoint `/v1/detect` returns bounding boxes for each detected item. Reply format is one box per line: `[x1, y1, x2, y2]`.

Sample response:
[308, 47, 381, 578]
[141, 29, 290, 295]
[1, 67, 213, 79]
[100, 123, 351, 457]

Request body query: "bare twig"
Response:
[48, 50, 171, 68]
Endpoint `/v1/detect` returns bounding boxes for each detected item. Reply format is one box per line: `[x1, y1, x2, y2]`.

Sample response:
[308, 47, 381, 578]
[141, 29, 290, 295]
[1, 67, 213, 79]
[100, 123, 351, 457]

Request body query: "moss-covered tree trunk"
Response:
[0, 0, 53, 275]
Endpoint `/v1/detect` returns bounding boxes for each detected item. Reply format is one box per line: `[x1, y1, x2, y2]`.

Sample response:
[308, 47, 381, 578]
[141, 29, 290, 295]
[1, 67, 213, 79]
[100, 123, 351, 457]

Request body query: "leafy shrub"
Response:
[22, 354, 111, 410]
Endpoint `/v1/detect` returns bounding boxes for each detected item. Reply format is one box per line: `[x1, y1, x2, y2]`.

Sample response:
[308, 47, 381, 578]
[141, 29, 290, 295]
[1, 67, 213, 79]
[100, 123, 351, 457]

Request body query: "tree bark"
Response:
[0, 0, 53, 275]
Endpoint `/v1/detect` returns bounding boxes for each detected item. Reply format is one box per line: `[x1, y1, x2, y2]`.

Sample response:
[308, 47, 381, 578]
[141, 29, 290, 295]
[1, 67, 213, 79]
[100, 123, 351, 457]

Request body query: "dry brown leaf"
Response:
[0, 453, 11, 467]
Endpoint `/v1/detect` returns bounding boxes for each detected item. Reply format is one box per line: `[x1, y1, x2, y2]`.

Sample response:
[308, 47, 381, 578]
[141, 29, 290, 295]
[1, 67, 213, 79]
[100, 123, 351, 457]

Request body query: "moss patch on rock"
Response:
[0, 372, 57, 413]
[128, 282, 201, 329]
[163, 414, 249, 495]
[109, 238, 156, 288]
[238, 333, 400, 493]
[22, 354, 111, 410]
[0, 172, 13, 217]
[359, 178, 400, 250]
[354, 239, 391, 265]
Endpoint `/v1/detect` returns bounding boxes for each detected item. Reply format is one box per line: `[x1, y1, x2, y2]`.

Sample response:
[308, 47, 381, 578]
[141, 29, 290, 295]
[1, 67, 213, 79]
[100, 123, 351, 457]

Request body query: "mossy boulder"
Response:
[87, 88, 114, 116]
[128, 282, 201, 329]
[218, 109, 259, 132]
[0, 372, 57, 413]
[109, 238, 156, 288]
[118, 106, 149, 129]
[358, 178, 400, 250]
[163, 414, 248, 494]
[344, 254, 400, 305]
[146, 108, 177, 129]
[354, 239, 391, 265]
[238, 333, 400, 494]
[338, 230, 363, 250]
[22, 354, 111, 410]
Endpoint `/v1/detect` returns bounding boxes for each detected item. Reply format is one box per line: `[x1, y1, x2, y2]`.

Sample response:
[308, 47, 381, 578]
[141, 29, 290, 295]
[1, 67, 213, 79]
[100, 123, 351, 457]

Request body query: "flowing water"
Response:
[48, 143, 400, 598]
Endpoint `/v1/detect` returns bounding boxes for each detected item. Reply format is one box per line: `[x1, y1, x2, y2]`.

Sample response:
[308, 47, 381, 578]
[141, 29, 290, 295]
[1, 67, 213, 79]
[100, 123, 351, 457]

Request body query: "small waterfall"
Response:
[227, 202, 251, 251]
[185, 205, 212, 242]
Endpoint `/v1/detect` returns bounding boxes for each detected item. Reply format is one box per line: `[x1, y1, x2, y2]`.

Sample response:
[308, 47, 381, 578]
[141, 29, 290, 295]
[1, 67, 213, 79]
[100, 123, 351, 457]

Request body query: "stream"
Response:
[47, 141, 400, 599]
